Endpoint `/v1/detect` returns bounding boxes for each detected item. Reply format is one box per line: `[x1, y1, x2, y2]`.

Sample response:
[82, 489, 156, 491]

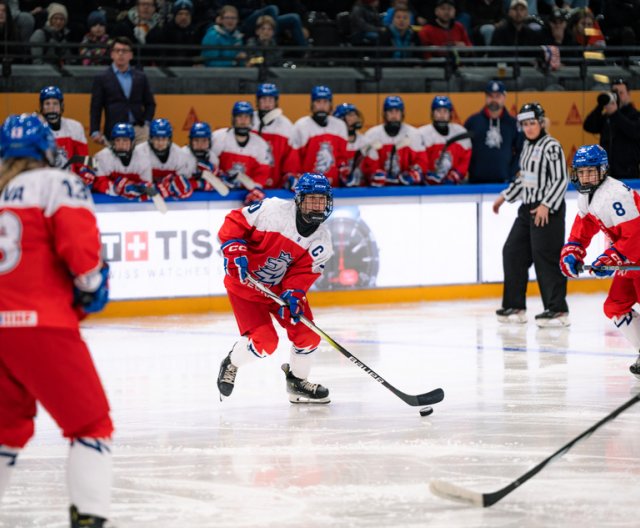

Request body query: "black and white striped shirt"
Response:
[503, 134, 568, 212]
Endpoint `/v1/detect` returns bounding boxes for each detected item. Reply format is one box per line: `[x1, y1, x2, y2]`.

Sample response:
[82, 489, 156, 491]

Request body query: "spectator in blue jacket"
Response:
[379, 6, 421, 61]
[464, 80, 523, 184]
[201, 5, 246, 67]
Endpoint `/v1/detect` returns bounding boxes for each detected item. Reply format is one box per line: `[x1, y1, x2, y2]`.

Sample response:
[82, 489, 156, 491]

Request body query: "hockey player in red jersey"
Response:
[39, 86, 91, 182]
[134, 118, 193, 199]
[361, 95, 426, 187]
[291, 86, 349, 187]
[419, 95, 471, 185]
[0, 114, 114, 527]
[333, 102, 366, 187]
[181, 121, 221, 192]
[253, 83, 299, 189]
[560, 144, 640, 377]
[217, 172, 334, 403]
[93, 122, 155, 199]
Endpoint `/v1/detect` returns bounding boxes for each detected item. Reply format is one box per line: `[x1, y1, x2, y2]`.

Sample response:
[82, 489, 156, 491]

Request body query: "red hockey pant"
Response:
[603, 273, 640, 319]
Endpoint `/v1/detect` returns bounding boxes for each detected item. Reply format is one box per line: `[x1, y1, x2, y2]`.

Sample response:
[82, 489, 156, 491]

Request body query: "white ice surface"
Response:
[2, 293, 640, 527]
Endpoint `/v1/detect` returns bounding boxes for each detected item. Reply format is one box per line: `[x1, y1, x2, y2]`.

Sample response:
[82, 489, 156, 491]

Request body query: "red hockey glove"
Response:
[190, 177, 214, 191]
[338, 163, 352, 186]
[559, 242, 586, 279]
[425, 171, 443, 185]
[590, 246, 627, 278]
[370, 170, 387, 187]
[398, 167, 422, 186]
[77, 165, 96, 188]
[221, 239, 249, 283]
[196, 160, 215, 175]
[113, 176, 147, 200]
[244, 187, 265, 205]
[445, 169, 464, 184]
[278, 289, 306, 324]
[157, 174, 193, 199]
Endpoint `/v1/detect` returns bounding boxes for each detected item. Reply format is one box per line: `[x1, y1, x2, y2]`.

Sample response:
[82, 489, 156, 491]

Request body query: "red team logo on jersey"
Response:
[124, 232, 149, 261]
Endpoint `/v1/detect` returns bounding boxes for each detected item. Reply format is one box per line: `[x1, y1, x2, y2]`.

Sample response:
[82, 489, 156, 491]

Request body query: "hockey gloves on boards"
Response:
[157, 174, 193, 199]
[221, 239, 249, 283]
[77, 165, 96, 188]
[278, 289, 306, 324]
[113, 176, 148, 200]
[243, 187, 266, 206]
[370, 170, 387, 187]
[590, 246, 627, 278]
[560, 242, 586, 279]
[398, 167, 422, 186]
[73, 262, 110, 316]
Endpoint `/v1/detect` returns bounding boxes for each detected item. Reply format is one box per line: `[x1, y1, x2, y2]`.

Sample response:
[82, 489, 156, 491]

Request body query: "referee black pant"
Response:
[501, 201, 568, 313]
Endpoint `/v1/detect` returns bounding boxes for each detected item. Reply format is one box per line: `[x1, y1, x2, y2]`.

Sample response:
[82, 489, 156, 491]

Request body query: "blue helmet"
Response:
[383, 95, 404, 112]
[311, 85, 332, 102]
[571, 144, 608, 194]
[256, 83, 279, 100]
[431, 95, 453, 112]
[333, 103, 358, 120]
[0, 113, 56, 162]
[189, 121, 212, 139]
[295, 172, 333, 224]
[111, 122, 135, 141]
[232, 101, 254, 116]
[149, 118, 173, 139]
[39, 85, 63, 103]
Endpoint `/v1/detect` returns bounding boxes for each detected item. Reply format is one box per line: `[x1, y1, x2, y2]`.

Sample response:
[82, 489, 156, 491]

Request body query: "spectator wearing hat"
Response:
[583, 78, 640, 179]
[540, 8, 572, 46]
[464, 80, 523, 184]
[491, 0, 542, 46]
[349, 0, 386, 46]
[29, 2, 73, 65]
[418, 0, 472, 58]
[146, 0, 201, 66]
[246, 15, 284, 67]
[79, 10, 110, 66]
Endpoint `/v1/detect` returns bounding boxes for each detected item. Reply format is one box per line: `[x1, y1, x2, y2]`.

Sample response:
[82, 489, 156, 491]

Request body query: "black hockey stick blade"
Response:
[430, 392, 640, 507]
[63, 155, 92, 170]
[444, 131, 473, 149]
[580, 263, 640, 272]
[246, 276, 445, 407]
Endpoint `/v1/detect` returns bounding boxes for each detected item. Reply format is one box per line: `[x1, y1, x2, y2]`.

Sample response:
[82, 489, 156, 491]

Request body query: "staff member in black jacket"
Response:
[493, 102, 570, 328]
[90, 37, 156, 147]
[583, 78, 640, 179]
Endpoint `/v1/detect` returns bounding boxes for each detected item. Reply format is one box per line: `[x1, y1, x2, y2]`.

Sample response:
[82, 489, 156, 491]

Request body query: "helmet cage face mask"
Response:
[571, 145, 608, 194]
[294, 173, 334, 225]
[571, 164, 607, 193]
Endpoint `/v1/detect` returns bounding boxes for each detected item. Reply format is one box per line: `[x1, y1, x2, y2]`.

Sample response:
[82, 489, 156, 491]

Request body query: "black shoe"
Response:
[217, 352, 238, 399]
[496, 308, 527, 323]
[70, 505, 111, 527]
[534, 310, 569, 328]
[281, 363, 330, 404]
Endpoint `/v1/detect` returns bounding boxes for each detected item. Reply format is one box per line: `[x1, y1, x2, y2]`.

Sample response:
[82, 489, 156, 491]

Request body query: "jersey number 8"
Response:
[0, 211, 23, 275]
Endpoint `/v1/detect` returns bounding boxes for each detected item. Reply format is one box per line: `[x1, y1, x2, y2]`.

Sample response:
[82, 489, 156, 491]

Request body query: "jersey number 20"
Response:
[0, 211, 23, 274]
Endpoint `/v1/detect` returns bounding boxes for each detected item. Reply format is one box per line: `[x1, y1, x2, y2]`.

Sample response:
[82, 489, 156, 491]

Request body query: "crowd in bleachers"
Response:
[1, 0, 638, 68]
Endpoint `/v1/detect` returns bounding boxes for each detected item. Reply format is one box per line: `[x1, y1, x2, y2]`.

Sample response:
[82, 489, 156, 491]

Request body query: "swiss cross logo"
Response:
[125, 232, 148, 261]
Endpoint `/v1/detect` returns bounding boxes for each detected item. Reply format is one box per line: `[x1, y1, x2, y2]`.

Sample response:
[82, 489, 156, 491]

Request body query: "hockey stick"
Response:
[430, 392, 640, 507]
[235, 172, 258, 191]
[201, 170, 230, 196]
[434, 131, 473, 171]
[62, 155, 93, 170]
[580, 264, 640, 272]
[142, 185, 168, 214]
[246, 275, 445, 407]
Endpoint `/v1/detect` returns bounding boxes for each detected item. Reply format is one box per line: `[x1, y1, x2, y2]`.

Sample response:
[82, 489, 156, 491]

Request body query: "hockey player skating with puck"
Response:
[560, 144, 640, 378]
[217, 172, 333, 403]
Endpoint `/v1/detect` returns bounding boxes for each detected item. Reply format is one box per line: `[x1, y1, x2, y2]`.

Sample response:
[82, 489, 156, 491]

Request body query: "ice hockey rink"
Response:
[2, 292, 640, 528]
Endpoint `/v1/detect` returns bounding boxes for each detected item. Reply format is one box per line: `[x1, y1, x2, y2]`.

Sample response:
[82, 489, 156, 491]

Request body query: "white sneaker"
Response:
[496, 308, 527, 324]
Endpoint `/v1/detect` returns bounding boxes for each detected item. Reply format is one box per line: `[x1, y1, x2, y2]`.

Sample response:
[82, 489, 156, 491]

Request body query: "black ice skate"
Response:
[535, 310, 570, 328]
[217, 352, 238, 400]
[496, 308, 527, 324]
[70, 505, 113, 527]
[281, 363, 330, 404]
[630, 354, 640, 380]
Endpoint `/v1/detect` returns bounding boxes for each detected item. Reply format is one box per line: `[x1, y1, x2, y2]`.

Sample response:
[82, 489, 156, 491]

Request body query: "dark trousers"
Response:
[502, 201, 568, 313]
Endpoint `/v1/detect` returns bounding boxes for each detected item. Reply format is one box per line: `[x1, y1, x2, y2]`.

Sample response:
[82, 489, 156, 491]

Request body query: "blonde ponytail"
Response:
[0, 159, 45, 194]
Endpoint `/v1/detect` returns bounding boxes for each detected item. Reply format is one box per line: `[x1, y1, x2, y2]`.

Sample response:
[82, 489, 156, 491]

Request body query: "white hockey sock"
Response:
[0, 446, 20, 501]
[612, 311, 640, 350]
[289, 345, 317, 380]
[230, 337, 265, 368]
[67, 438, 112, 519]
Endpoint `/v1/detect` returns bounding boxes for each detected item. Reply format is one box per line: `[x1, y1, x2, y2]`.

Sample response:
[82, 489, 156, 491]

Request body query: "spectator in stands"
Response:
[146, 0, 201, 66]
[491, 0, 542, 46]
[79, 10, 110, 66]
[246, 15, 284, 67]
[602, 0, 640, 46]
[6, 0, 35, 42]
[90, 36, 156, 146]
[112, 0, 163, 45]
[418, 0, 472, 55]
[350, 0, 386, 46]
[29, 2, 72, 65]
[0, 0, 21, 52]
[201, 5, 246, 67]
[379, 6, 421, 61]
[567, 7, 605, 47]
[583, 78, 640, 179]
[540, 8, 571, 46]
[466, 0, 504, 46]
[464, 80, 522, 184]
[382, 0, 425, 26]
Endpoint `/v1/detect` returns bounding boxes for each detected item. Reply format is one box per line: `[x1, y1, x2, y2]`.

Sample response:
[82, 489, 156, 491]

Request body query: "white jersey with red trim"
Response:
[134, 142, 190, 182]
[361, 123, 426, 179]
[346, 132, 366, 161]
[291, 116, 348, 186]
[419, 122, 471, 180]
[218, 197, 332, 301]
[93, 146, 152, 194]
[212, 128, 272, 187]
[568, 177, 640, 262]
[252, 112, 299, 188]
[50, 117, 88, 171]
[180, 145, 220, 177]
[0, 167, 101, 328]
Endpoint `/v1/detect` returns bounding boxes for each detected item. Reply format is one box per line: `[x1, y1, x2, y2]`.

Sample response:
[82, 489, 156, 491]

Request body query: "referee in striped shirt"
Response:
[493, 102, 570, 327]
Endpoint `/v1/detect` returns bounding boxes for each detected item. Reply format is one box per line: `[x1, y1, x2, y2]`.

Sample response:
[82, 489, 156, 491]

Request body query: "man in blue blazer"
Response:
[90, 37, 157, 146]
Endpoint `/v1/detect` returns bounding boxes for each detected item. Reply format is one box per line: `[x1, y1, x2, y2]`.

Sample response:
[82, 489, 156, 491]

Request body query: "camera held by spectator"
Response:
[597, 91, 619, 107]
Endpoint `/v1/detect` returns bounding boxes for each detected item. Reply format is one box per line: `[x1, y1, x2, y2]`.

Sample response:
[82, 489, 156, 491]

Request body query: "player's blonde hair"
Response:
[0, 158, 43, 193]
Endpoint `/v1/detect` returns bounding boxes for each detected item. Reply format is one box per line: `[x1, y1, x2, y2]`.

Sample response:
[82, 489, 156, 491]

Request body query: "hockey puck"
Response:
[419, 406, 433, 417]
